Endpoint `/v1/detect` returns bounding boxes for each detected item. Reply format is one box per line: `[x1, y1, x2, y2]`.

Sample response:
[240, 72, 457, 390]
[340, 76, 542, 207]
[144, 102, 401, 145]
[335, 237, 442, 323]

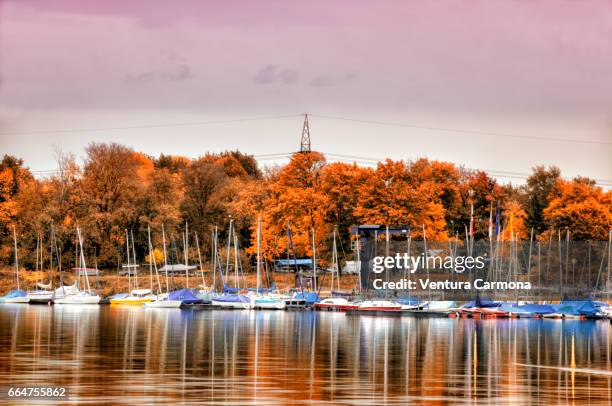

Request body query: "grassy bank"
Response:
[0, 267, 360, 297]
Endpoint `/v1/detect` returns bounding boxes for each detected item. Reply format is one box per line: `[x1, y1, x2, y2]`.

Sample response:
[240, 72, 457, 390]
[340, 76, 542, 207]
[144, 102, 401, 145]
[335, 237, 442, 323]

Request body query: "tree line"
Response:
[0, 143, 610, 271]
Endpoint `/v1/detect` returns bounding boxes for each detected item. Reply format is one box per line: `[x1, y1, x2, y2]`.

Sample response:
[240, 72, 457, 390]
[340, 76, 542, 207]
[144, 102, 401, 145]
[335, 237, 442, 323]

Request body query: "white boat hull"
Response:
[252, 299, 286, 310]
[54, 294, 101, 304]
[0, 296, 30, 304]
[144, 300, 182, 308]
[211, 299, 251, 309]
[27, 291, 54, 303]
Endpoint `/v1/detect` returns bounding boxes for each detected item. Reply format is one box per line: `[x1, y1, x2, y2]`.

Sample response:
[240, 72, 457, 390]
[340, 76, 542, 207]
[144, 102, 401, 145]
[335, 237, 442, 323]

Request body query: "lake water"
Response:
[0, 305, 610, 405]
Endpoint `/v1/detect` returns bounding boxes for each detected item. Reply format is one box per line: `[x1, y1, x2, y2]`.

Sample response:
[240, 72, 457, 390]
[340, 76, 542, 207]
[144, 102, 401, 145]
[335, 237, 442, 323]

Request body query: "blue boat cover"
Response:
[293, 291, 320, 304]
[498, 303, 556, 314]
[223, 286, 242, 294]
[462, 297, 501, 308]
[396, 297, 421, 305]
[1, 289, 27, 298]
[168, 289, 202, 304]
[247, 283, 277, 293]
[552, 300, 599, 316]
[214, 294, 249, 303]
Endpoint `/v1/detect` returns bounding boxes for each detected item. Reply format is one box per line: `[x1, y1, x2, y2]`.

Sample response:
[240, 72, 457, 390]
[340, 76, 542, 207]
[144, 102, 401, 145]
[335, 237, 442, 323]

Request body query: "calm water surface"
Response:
[0, 305, 610, 405]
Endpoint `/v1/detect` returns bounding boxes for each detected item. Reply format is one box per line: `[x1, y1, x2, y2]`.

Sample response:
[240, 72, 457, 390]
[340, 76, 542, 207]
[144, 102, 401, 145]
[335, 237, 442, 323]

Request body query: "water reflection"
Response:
[0, 305, 610, 404]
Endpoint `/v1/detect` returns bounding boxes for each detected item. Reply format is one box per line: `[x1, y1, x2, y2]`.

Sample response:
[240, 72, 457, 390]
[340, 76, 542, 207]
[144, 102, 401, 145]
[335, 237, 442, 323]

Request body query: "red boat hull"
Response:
[314, 303, 359, 311]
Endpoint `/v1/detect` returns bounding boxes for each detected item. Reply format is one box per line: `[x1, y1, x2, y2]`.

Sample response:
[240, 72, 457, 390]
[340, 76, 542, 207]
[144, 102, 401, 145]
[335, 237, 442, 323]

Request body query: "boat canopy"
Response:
[247, 283, 277, 293]
[462, 297, 501, 308]
[214, 294, 249, 303]
[168, 288, 202, 304]
[552, 300, 600, 316]
[1, 289, 27, 298]
[293, 291, 320, 304]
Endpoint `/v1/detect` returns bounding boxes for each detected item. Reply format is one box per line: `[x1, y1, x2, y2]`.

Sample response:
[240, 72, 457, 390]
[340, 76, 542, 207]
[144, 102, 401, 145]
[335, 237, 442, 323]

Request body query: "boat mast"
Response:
[257, 217, 261, 294]
[195, 232, 206, 289]
[13, 225, 20, 291]
[125, 229, 131, 292]
[131, 229, 138, 289]
[355, 230, 361, 293]
[225, 218, 233, 282]
[212, 227, 218, 292]
[331, 226, 340, 293]
[35, 234, 39, 288]
[77, 227, 92, 294]
[161, 223, 170, 293]
[312, 227, 317, 292]
[423, 224, 431, 302]
[148, 225, 161, 293]
[184, 222, 189, 289]
[385, 225, 389, 300]
[233, 230, 239, 289]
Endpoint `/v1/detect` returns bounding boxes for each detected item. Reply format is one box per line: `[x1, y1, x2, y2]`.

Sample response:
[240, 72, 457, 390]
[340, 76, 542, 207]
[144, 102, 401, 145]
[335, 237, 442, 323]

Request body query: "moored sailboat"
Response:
[0, 226, 29, 304]
[53, 227, 100, 305]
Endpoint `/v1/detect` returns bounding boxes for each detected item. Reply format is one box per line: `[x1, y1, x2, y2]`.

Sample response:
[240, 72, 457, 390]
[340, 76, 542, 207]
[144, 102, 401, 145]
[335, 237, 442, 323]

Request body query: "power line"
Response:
[311, 114, 612, 146]
[30, 153, 611, 187]
[0, 114, 301, 136]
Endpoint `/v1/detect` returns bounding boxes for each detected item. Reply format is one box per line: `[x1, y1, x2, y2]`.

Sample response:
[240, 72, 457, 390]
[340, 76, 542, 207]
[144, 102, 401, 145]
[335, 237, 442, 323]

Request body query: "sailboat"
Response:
[193, 230, 215, 303]
[211, 219, 251, 309]
[111, 229, 154, 305]
[314, 227, 358, 311]
[162, 223, 202, 305]
[251, 217, 285, 310]
[27, 232, 54, 304]
[144, 224, 182, 308]
[0, 226, 29, 304]
[53, 227, 101, 304]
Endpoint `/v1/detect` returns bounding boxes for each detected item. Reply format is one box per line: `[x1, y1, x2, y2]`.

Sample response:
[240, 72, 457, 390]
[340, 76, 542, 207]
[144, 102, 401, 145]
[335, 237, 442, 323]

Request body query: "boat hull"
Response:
[110, 297, 153, 305]
[27, 291, 54, 304]
[314, 303, 358, 311]
[144, 300, 182, 308]
[0, 296, 30, 304]
[54, 295, 101, 304]
[211, 299, 251, 309]
[252, 299, 286, 310]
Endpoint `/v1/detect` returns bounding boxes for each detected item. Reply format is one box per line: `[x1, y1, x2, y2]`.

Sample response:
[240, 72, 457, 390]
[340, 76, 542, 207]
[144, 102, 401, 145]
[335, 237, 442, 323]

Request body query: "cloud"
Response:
[125, 52, 194, 83]
[253, 65, 298, 85]
[310, 72, 357, 87]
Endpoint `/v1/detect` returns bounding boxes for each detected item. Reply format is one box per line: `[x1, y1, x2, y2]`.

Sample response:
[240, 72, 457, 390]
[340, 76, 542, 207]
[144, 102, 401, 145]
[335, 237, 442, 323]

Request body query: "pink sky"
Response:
[1, 1, 611, 185]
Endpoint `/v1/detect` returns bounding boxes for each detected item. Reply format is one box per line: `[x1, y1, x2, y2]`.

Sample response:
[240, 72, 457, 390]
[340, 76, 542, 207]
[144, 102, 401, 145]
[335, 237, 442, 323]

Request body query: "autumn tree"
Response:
[543, 177, 612, 240]
[180, 158, 229, 236]
[0, 155, 33, 262]
[79, 143, 153, 266]
[354, 159, 448, 240]
[256, 152, 329, 259]
[523, 166, 561, 234]
[320, 162, 372, 248]
[453, 170, 503, 239]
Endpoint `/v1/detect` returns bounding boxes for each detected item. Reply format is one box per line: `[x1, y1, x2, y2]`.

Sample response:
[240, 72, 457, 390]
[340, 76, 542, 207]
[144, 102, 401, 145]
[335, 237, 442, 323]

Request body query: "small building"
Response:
[73, 267, 100, 277]
[119, 264, 140, 276]
[274, 258, 313, 273]
[159, 264, 198, 275]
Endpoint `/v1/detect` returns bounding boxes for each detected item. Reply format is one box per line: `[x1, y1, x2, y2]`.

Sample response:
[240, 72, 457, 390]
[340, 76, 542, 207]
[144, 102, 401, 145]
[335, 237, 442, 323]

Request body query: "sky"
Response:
[0, 0, 611, 186]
